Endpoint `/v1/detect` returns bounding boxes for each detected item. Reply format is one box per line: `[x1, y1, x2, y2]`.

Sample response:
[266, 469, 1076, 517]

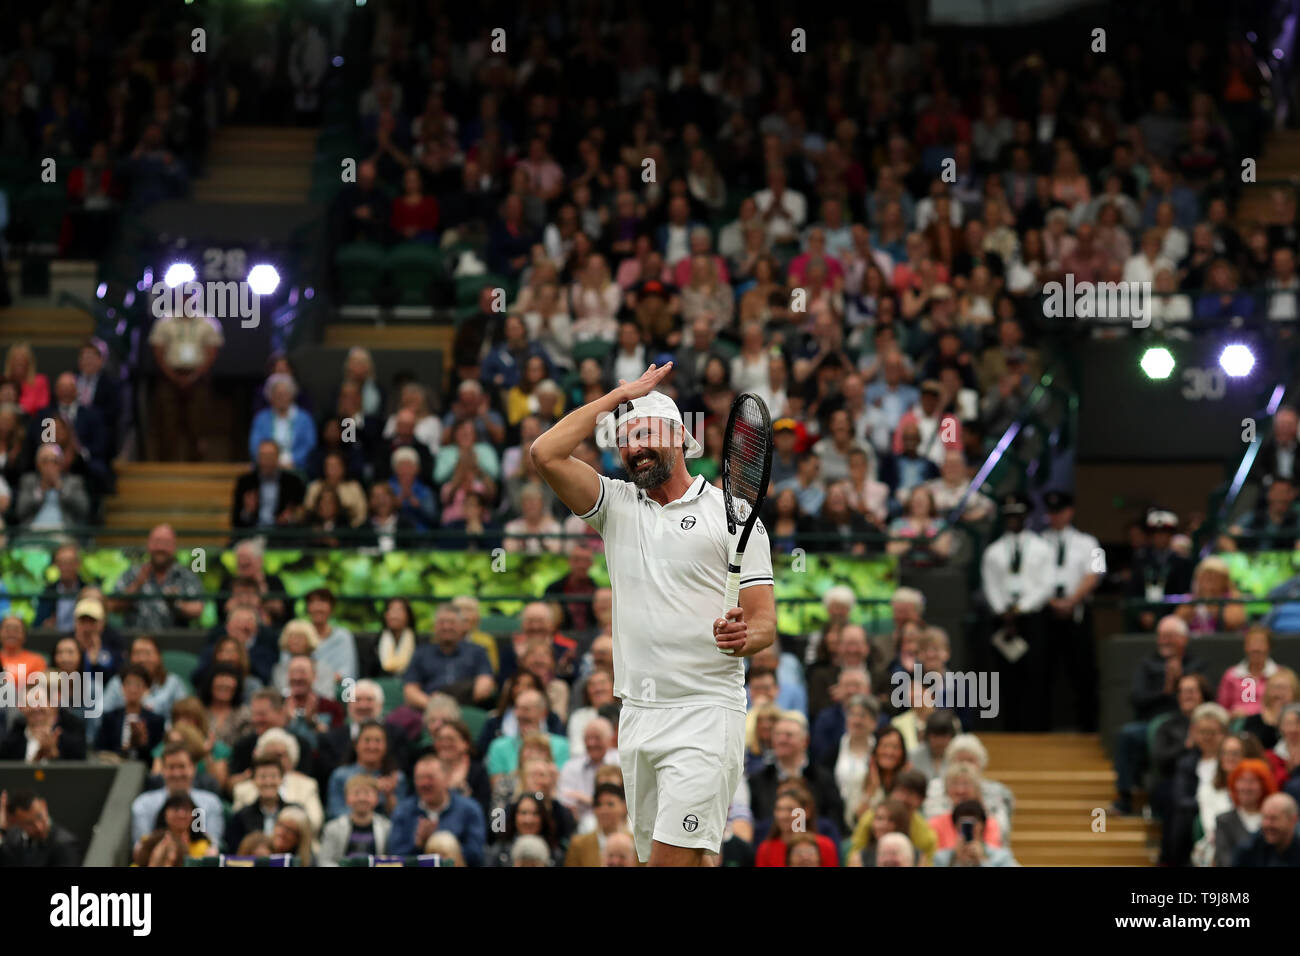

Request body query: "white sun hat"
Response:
[595, 390, 704, 459]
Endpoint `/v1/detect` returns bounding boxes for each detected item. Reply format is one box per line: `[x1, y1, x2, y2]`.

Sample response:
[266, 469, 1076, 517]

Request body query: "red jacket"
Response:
[755, 834, 840, 867]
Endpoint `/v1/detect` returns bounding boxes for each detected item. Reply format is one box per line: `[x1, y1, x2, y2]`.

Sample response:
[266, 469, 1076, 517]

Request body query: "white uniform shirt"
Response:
[1039, 524, 1101, 602]
[580, 473, 774, 715]
[980, 529, 1054, 614]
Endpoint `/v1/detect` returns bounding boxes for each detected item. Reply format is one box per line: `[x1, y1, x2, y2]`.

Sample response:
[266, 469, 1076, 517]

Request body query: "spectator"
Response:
[390, 166, 439, 241]
[755, 781, 839, 867]
[1217, 626, 1281, 718]
[232, 438, 307, 529]
[931, 799, 1019, 867]
[564, 782, 634, 867]
[1231, 793, 1300, 867]
[304, 450, 368, 528]
[96, 663, 167, 762]
[848, 768, 937, 864]
[325, 719, 410, 820]
[224, 755, 301, 853]
[13, 443, 90, 530]
[319, 774, 392, 865]
[230, 728, 325, 836]
[34, 543, 87, 631]
[749, 712, 845, 828]
[1243, 668, 1300, 750]
[100, 635, 189, 722]
[31, 370, 110, 495]
[1213, 758, 1277, 867]
[0, 615, 46, 681]
[3, 344, 49, 416]
[484, 690, 570, 784]
[389, 754, 486, 864]
[70, 597, 121, 679]
[0, 790, 82, 866]
[0, 674, 86, 762]
[400, 603, 495, 714]
[130, 744, 225, 847]
[148, 307, 222, 461]
[388, 446, 437, 530]
[556, 717, 620, 824]
[248, 374, 318, 473]
[111, 524, 204, 630]
[304, 588, 359, 700]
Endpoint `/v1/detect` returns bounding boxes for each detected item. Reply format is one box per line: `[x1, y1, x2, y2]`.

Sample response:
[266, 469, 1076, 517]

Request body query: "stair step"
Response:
[114, 462, 248, 478]
[1010, 814, 1147, 830]
[114, 479, 237, 503]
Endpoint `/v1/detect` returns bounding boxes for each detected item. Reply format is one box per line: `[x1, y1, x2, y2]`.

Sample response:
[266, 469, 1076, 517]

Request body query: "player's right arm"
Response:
[530, 362, 673, 515]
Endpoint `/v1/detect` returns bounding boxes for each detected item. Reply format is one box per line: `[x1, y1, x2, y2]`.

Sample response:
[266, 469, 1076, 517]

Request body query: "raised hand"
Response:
[618, 362, 674, 402]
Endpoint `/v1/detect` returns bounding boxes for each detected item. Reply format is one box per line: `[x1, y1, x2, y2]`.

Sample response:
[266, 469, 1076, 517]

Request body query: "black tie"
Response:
[1010, 536, 1021, 575]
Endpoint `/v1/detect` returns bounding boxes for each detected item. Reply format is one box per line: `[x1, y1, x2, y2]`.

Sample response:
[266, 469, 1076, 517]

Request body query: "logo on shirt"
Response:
[682, 814, 699, 832]
[680, 515, 696, 530]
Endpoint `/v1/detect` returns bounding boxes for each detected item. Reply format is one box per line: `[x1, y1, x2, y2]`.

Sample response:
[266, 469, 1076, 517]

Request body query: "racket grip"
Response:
[719, 563, 741, 655]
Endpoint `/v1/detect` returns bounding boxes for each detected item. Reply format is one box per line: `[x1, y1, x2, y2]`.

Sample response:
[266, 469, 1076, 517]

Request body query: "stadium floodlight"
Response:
[1139, 346, 1175, 380]
[248, 264, 280, 295]
[1218, 344, 1255, 378]
[164, 262, 196, 288]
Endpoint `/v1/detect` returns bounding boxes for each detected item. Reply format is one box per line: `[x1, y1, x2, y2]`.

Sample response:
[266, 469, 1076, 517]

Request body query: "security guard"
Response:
[979, 492, 1054, 731]
[1126, 507, 1195, 631]
[1039, 490, 1103, 731]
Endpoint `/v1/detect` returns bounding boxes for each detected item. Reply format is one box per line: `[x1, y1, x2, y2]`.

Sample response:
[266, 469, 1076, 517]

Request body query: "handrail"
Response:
[1205, 383, 1290, 552]
[944, 365, 1070, 527]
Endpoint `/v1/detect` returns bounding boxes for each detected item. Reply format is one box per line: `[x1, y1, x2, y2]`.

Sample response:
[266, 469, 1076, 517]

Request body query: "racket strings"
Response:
[727, 407, 769, 510]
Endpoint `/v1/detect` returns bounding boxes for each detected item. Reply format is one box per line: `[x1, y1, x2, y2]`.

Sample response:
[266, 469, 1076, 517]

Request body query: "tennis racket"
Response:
[719, 392, 774, 654]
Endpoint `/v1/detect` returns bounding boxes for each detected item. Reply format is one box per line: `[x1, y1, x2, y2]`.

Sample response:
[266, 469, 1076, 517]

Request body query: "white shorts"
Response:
[617, 703, 745, 862]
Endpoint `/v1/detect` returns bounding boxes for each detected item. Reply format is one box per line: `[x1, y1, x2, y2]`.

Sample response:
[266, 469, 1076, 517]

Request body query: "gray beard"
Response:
[629, 449, 676, 489]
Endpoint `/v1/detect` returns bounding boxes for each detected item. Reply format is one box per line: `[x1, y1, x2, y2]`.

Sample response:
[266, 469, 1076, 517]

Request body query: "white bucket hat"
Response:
[595, 390, 703, 459]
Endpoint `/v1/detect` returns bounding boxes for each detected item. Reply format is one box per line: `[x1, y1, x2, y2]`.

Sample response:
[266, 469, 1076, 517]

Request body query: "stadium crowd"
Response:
[4, 5, 1300, 867]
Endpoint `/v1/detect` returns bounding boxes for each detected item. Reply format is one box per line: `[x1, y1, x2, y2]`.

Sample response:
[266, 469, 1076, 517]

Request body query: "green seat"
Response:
[460, 705, 489, 743]
[162, 650, 199, 692]
[338, 856, 370, 867]
[387, 242, 443, 306]
[17, 183, 67, 244]
[711, 338, 739, 361]
[571, 340, 613, 365]
[335, 241, 387, 305]
[375, 676, 404, 716]
[185, 857, 221, 867]
[479, 614, 519, 636]
[840, 837, 855, 867]
[454, 272, 510, 308]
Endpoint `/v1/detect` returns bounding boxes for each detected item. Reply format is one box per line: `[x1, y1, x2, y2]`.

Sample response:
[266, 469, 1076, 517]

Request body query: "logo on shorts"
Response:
[682, 814, 699, 832]
[680, 515, 696, 530]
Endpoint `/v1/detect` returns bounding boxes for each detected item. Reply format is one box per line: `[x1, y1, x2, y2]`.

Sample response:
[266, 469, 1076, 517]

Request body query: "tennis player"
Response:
[531, 362, 776, 866]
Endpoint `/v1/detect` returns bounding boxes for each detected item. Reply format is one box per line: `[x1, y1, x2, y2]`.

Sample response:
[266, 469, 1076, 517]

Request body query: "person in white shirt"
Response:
[1038, 490, 1103, 732]
[753, 166, 807, 245]
[530, 365, 776, 866]
[1123, 229, 1175, 286]
[556, 717, 621, 828]
[980, 493, 1054, 731]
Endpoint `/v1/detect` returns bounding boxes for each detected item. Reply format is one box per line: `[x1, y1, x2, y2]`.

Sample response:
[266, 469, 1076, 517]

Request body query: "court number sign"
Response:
[1180, 367, 1226, 401]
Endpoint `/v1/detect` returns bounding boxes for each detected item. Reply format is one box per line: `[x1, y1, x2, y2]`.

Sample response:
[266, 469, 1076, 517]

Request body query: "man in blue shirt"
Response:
[389, 753, 486, 864]
[130, 744, 224, 847]
[402, 604, 494, 710]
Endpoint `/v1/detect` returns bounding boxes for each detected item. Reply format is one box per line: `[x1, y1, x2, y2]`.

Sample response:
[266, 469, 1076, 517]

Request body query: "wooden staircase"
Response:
[0, 306, 94, 346]
[99, 462, 244, 548]
[324, 323, 456, 372]
[194, 127, 317, 205]
[1237, 128, 1300, 226]
[982, 733, 1155, 866]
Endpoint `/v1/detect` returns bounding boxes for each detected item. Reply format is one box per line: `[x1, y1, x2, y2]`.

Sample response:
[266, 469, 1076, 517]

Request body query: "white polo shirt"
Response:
[580, 473, 774, 715]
